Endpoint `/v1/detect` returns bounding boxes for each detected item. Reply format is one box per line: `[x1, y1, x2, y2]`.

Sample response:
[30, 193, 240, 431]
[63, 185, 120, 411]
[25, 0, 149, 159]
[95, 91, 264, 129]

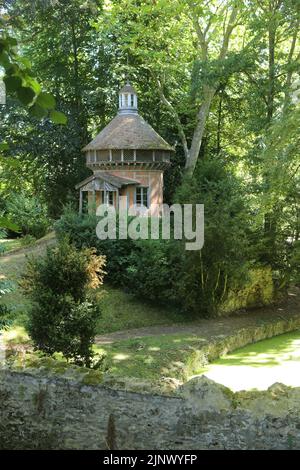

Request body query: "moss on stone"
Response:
[221, 267, 274, 314]
[82, 370, 103, 385]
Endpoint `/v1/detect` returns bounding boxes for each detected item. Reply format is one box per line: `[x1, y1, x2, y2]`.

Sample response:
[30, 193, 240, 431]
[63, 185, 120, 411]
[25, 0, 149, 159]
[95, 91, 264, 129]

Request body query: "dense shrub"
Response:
[21, 239, 106, 366]
[6, 193, 50, 239]
[55, 205, 137, 286]
[174, 156, 252, 315]
[125, 239, 185, 303]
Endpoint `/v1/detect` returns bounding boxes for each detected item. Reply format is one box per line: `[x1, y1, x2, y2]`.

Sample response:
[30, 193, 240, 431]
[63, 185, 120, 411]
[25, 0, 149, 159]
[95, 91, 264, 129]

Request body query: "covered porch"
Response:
[75, 172, 140, 214]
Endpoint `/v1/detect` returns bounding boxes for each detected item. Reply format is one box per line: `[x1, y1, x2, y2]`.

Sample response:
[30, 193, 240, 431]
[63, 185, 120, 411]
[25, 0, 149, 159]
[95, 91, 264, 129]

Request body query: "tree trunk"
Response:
[216, 87, 225, 154]
[185, 86, 215, 175]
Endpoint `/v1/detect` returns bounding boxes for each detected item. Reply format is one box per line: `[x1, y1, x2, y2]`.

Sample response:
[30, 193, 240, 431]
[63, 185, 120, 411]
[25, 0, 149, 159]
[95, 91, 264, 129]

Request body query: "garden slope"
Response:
[0, 233, 188, 334]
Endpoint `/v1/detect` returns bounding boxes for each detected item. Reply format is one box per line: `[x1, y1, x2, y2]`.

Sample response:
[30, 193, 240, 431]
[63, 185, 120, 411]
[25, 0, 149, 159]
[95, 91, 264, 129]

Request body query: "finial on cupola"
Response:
[118, 82, 138, 115]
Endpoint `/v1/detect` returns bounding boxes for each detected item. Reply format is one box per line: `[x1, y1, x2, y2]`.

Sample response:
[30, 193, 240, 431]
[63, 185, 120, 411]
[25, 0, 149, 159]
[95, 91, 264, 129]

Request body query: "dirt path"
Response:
[95, 287, 300, 344]
[0, 232, 56, 280]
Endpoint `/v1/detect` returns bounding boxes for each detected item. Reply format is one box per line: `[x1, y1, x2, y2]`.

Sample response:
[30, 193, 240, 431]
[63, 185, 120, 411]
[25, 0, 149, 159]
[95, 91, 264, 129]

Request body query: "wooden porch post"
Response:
[79, 189, 83, 214]
[116, 189, 119, 212]
[92, 188, 96, 212]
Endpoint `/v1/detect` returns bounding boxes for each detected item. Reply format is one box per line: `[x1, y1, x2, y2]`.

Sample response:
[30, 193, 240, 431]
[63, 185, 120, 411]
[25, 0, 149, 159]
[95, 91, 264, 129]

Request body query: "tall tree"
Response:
[100, 0, 247, 174]
[0, 0, 111, 216]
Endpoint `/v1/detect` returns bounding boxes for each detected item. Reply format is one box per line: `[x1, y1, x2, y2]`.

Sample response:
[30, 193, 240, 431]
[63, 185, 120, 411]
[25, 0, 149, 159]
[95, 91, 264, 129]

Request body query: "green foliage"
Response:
[0, 217, 20, 232]
[0, 279, 14, 298]
[21, 239, 105, 366]
[0, 280, 14, 328]
[55, 205, 137, 286]
[174, 156, 251, 314]
[5, 193, 50, 239]
[56, 161, 254, 316]
[20, 234, 36, 247]
[289, 241, 300, 285]
[0, 20, 66, 124]
[1, 0, 299, 319]
[125, 239, 185, 304]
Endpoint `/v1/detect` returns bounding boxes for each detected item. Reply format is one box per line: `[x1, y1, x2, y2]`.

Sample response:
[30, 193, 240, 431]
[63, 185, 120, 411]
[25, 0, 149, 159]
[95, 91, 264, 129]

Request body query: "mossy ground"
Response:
[94, 333, 207, 381]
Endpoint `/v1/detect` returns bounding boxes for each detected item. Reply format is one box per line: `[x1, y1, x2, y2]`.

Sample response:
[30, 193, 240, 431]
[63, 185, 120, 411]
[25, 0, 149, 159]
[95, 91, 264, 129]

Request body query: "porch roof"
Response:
[75, 172, 140, 191]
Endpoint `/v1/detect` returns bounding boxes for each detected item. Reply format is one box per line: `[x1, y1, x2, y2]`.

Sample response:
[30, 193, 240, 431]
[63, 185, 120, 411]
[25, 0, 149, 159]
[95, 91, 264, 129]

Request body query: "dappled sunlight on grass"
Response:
[195, 330, 300, 391]
[94, 333, 204, 380]
[112, 353, 130, 361]
[2, 326, 30, 346]
[95, 330, 300, 387]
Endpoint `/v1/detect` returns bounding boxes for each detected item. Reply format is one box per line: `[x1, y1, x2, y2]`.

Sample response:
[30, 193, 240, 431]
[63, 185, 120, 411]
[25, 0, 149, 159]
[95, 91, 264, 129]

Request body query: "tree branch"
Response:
[187, 3, 209, 60]
[156, 78, 189, 160]
[284, 16, 300, 108]
[219, 6, 240, 60]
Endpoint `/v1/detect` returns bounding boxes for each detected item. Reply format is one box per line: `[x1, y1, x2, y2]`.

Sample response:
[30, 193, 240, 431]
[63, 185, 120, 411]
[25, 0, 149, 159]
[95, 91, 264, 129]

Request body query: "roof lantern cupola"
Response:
[118, 81, 138, 115]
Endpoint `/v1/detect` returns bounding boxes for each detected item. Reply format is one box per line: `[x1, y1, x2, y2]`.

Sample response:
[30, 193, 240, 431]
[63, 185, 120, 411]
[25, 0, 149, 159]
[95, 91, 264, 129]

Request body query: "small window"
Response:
[112, 150, 121, 161]
[102, 191, 114, 205]
[135, 187, 149, 208]
[97, 150, 110, 161]
[124, 94, 128, 106]
[136, 150, 152, 162]
[130, 94, 134, 107]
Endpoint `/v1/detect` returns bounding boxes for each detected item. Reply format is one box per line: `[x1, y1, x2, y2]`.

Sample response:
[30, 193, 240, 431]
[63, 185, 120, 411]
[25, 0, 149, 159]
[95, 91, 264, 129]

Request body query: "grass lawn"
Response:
[195, 330, 300, 391]
[95, 333, 208, 381]
[97, 287, 186, 334]
[0, 233, 187, 334]
[94, 330, 300, 387]
[0, 238, 23, 253]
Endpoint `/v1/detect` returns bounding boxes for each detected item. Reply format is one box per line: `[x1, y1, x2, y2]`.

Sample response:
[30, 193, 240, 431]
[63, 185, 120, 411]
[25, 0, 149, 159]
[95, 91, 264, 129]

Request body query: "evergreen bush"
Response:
[22, 239, 106, 366]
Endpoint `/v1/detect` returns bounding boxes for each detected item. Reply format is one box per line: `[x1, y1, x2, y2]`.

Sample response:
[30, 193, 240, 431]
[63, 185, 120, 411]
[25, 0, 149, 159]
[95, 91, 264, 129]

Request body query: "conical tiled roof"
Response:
[82, 113, 174, 152]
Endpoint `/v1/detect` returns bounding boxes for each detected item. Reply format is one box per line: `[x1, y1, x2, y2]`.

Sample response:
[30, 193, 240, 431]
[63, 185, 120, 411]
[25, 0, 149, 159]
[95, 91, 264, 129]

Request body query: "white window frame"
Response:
[135, 186, 149, 208]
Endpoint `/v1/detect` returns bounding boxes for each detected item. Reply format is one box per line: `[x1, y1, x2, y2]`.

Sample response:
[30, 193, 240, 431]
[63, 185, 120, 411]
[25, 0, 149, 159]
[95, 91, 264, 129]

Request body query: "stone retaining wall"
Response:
[1, 313, 300, 450]
[0, 371, 300, 450]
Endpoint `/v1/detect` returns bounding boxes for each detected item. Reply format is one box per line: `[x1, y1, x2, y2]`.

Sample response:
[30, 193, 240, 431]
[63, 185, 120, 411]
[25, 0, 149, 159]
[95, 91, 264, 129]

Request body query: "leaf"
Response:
[29, 103, 48, 119]
[0, 142, 9, 151]
[3, 75, 22, 92]
[6, 36, 18, 47]
[36, 92, 56, 110]
[18, 57, 31, 68]
[0, 51, 11, 68]
[50, 110, 67, 125]
[26, 77, 41, 94]
[17, 86, 36, 105]
[0, 156, 20, 168]
[0, 217, 20, 232]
